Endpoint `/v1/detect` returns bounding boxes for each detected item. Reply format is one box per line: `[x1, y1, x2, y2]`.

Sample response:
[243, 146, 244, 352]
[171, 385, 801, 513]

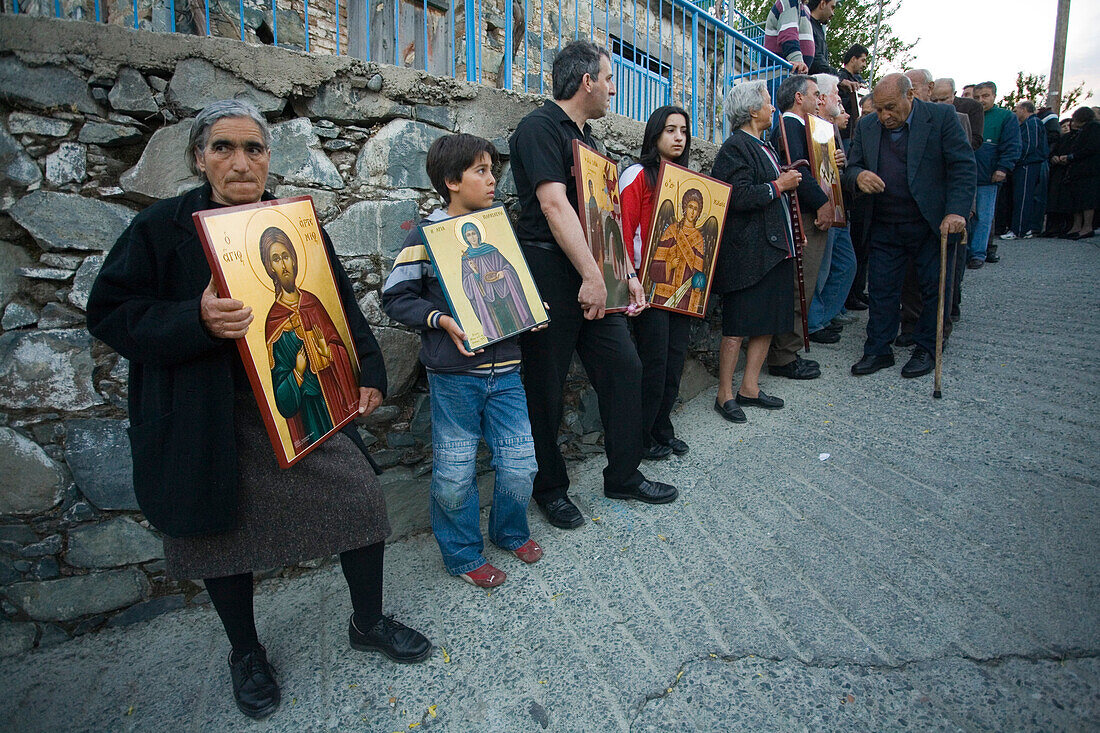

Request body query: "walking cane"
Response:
[934, 230, 966, 399]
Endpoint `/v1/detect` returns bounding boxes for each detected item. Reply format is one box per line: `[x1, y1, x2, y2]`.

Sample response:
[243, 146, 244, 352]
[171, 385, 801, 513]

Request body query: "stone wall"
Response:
[0, 14, 719, 657]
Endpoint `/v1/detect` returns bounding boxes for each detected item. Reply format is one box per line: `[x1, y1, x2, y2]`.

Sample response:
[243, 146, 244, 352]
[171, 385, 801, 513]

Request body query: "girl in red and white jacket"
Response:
[619, 105, 694, 460]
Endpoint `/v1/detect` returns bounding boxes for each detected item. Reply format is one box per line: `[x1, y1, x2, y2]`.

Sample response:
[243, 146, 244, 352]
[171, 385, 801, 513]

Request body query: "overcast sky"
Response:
[872, 0, 1099, 110]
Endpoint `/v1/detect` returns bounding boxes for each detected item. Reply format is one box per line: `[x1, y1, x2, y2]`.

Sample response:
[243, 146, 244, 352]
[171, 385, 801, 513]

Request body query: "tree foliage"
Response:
[998, 71, 1093, 114]
[729, 0, 916, 82]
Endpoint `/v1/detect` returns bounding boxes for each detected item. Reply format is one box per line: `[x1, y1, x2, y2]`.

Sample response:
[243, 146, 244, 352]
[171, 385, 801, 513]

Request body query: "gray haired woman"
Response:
[87, 99, 431, 721]
[710, 81, 802, 423]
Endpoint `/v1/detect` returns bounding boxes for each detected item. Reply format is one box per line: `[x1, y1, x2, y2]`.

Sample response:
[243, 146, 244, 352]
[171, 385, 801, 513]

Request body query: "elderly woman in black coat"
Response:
[711, 81, 802, 423]
[87, 100, 430, 721]
[1057, 106, 1100, 239]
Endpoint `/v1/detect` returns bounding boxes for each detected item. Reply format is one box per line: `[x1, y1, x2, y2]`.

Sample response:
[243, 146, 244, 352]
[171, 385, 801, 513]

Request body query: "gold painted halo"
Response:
[244, 208, 309, 294]
[676, 178, 707, 219]
[454, 216, 486, 246]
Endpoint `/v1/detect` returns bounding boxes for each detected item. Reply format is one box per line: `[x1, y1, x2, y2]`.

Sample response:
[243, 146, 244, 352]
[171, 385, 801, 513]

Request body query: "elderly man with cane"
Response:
[845, 74, 976, 380]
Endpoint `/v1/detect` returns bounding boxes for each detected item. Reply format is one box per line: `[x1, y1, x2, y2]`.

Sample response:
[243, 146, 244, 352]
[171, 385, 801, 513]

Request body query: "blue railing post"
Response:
[465, 0, 477, 82]
[272, 0, 278, 46]
[690, 10, 697, 137]
[303, 0, 310, 52]
[503, 0, 513, 89]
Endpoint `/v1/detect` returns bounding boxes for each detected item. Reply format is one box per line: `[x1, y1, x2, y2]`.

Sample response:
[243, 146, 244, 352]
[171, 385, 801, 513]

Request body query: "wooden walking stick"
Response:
[776, 117, 811, 352]
[934, 230, 966, 399]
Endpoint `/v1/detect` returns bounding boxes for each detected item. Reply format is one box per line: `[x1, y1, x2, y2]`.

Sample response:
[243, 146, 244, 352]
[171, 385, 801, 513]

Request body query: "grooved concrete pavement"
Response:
[4, 237, 1098, 731]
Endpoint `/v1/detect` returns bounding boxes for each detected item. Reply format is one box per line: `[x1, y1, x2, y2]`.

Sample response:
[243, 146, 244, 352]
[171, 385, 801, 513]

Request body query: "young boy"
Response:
[382, 133, 543, 588]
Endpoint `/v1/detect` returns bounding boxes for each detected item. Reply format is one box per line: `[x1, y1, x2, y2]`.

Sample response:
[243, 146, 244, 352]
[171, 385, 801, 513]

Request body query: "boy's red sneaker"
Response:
[511, 540, 543, 564]
[460, 563, 506, 588]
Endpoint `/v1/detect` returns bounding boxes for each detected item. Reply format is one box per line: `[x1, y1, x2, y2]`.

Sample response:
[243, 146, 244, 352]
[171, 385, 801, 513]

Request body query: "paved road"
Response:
[4, 237, 1099, 732]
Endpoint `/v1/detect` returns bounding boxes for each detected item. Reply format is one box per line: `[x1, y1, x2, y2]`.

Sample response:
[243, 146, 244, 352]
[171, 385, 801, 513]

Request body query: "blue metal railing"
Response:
[9, 0, 789, 143]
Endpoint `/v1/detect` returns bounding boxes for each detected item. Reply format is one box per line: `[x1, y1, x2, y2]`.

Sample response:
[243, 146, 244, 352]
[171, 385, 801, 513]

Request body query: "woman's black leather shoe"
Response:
[714, 399, 747, 423]
[229, 646, 280, 719]
[349, 615, 432, 663]
[735, 391, 784, 410]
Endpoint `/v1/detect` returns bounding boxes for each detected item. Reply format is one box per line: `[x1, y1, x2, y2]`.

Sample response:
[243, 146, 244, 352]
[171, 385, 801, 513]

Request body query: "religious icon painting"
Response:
[572, 140, 632, 312]
[195, 196, 361, 469]
[640, 161, 731, 318]
[805, 114, 846, 227]
[419, 204, 549, 352]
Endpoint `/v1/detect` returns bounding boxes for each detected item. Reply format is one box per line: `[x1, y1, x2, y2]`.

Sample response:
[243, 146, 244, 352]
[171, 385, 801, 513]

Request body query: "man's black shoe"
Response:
[642, 443, 673, 460]
[967, 258, 983, 269]
[349, 615, 432, 663]
[735, 390, 785, 410]
[894, 332, 915, 347]
[665, 437, 689, 455]
[901, 347, 935, 378]
[229, 646, 280, 720]
[808, 328, 840, 344]
[537, 497, 584, 529]
[768, 356, 821, 380]
[845, 296, 869, 311]
[851, 353, 895, 375]
[605, 479, 678, 504]
[985, 252, 1000, 263]
[714, 398, 747, 423]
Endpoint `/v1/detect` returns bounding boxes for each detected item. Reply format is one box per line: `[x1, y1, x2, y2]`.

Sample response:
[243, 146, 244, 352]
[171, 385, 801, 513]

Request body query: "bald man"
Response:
[932, 78, 984, 151]
[843, 74, 976, 379]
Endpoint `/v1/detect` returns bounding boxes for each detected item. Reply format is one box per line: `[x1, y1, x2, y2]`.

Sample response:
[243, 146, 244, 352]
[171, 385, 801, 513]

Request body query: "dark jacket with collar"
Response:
[771, 113, 830, 213]
[951, 95, 985, 151]
[86, 184, 387, 538]
[711, 129, 794, 293]
[842, 98, 976, 239]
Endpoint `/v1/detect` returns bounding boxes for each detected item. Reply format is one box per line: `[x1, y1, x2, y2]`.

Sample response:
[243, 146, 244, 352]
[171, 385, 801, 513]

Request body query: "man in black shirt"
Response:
[836, 44, 868, 144]
[509, 40, 677, 530]
[806, 0, 837, 75]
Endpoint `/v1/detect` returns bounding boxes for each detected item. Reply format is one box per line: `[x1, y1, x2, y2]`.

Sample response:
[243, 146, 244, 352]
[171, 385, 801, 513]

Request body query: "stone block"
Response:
[0, 524, 37, 544]
[68, 255, 104, 311]
[0, 57, 101, 115]
[3, 568, 150, 621]
[66, 517, 162, 568]
[371, 326, 421, 397]
[37, 303, 84, 329]
[325, 199, 419, 260]
[19, 534, 61, 558]
[64, 418, 137, 512]
[273, 186, 337, 220]
[45, 142, 87, 185]
[0, 427, 64, 515]
[413, 104, 457, 131]
[2, 302, 38, 330]
[381, 466, 493, 542]
[355, 119, 447, 190]
[166, 58, 284, 116]
[106, 594, 185, 627]
[15, 267, 72, 281]
[356, 289, 394, 327]
[0, 329, 103, 412]
[293, 80, 412, 123]
[119, 120, 201, 200]
[8, 191, 135, 253]
[107, 67, 159, 117]
[269, 117, 344, 189]
[0, 240, 33, 308]
[0, 126, 43, 188]
[0, 622, 36, 658]
[6, 112, 72, 137]
[77, 121, 143, 147]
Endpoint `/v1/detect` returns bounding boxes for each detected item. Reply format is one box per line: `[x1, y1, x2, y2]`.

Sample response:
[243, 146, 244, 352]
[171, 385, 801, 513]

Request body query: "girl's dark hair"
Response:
[1071, 106, 1096, 124]
[639, 105, 692, 189]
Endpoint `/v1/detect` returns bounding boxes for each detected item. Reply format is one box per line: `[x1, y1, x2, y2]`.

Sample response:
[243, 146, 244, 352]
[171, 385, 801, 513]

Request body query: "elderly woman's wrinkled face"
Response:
[195, 117, 270, 206]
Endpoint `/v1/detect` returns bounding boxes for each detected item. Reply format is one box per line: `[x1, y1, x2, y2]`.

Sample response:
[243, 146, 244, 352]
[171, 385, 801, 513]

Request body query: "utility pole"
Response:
[1047, 0, 1071, 112]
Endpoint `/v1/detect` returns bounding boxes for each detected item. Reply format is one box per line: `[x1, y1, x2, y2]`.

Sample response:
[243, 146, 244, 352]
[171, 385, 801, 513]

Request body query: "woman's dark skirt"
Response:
[164, 393, 391, 580]
[720, 258, 794, 338]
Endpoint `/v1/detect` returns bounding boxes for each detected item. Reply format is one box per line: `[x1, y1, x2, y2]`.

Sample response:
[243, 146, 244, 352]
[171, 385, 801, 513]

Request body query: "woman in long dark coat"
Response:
[86, 100, 430, 721]
[1059, 106, 1100, 239]
[710, 81, 802, 424]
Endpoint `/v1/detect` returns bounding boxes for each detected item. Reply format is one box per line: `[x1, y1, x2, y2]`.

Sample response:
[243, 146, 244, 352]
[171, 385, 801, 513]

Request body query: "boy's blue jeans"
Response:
[427, 370, 536, 576]
[808, 225, 857, 332]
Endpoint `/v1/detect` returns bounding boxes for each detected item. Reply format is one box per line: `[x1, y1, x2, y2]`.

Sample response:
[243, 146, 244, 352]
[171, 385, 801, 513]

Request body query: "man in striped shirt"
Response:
[764, 0, 814, 75]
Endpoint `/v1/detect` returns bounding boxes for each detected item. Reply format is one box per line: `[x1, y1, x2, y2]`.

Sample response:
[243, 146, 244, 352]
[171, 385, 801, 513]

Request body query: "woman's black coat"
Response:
[86, 184, 387, 537]
[710, 129, 794, 293]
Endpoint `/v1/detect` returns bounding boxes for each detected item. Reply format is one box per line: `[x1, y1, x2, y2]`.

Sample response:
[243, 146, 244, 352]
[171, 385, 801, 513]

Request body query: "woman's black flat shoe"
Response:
[735, 391, 785, 410]
[713, 399, 747, 423]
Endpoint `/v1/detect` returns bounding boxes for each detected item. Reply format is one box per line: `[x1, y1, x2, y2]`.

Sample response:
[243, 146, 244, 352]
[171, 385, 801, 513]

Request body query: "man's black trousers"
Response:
[519, 245, 644, 504]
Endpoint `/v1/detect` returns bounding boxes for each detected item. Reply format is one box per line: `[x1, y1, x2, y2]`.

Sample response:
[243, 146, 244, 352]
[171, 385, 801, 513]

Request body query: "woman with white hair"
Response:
[88, 99, 431, 721]
[710, 81, 802, 423]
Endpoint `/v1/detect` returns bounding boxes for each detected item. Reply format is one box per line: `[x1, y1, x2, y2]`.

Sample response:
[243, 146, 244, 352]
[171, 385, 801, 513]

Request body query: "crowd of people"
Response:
[81, 1, 1097, 718]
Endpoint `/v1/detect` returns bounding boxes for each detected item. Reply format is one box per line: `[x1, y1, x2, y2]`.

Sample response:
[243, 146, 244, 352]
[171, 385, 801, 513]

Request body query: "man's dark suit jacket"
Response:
[842, 97, 976, 239]
[952, 95, 985, 150]
[771, 113, 830, 213]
